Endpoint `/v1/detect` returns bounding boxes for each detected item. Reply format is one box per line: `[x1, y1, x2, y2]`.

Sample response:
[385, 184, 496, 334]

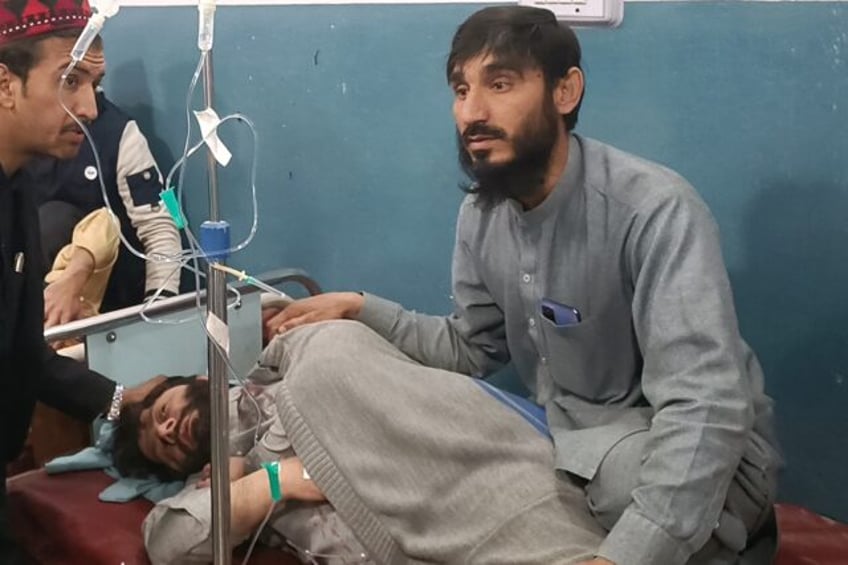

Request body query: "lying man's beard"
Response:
[458, 103, 560, 210]
[184, 379, 212, 472]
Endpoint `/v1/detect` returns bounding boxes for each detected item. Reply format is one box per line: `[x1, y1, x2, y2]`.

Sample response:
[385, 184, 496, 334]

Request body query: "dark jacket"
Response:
[1, 168, 114, 463]
[27, 91, 181, 311]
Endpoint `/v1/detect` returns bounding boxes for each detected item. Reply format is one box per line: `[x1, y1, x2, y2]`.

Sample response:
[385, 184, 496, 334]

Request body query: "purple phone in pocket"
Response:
[540, 298, 582, 327]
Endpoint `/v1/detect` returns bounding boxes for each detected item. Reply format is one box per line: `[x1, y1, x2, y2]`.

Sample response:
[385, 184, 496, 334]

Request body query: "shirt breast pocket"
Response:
[540, 315, 609, 400]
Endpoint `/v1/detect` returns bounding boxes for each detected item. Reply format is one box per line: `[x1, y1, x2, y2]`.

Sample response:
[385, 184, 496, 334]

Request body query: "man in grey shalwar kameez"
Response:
[266, 6, 782, 565]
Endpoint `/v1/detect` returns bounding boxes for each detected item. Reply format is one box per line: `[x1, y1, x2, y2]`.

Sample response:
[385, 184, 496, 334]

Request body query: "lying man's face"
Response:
[115, 376, 212, 480]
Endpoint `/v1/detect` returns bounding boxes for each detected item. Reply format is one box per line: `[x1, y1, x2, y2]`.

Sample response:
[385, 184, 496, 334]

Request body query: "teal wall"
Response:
[101, 2, 848, 521]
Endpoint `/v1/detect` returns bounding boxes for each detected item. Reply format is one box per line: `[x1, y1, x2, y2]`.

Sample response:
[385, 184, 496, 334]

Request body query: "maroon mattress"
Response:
[6, 469, 298, 564]
[7, 469, 848, 564]
[774, 503, 848, 565]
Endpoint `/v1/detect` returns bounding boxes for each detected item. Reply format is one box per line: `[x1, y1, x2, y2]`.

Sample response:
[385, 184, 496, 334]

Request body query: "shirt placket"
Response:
[517, 217, 555, 401]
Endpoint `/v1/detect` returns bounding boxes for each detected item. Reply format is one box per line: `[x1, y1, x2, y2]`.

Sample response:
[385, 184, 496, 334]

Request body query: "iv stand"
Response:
[203, 50, 233, 565]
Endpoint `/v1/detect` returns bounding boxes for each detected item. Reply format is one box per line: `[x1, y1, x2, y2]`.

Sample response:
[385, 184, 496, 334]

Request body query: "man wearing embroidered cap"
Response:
[0, 2, 161, 561]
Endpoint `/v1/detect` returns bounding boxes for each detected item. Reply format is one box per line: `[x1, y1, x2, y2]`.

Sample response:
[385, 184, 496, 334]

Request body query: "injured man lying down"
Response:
[114, 320, 604, 565]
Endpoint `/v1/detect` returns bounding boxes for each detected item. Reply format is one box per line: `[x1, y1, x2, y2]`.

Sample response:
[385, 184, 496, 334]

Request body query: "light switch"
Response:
[518, 0, 623, 27]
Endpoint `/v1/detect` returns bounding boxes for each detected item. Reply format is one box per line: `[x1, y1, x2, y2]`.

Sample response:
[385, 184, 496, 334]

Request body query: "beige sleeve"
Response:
[44, 208, 120, 311]
[68, 207, 120, 272]
[115, 120, 182, 296]
[46, 208, 120, 277]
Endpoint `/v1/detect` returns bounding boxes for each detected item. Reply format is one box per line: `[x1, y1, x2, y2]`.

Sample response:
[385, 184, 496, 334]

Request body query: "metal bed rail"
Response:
[43, 268, 321, 345]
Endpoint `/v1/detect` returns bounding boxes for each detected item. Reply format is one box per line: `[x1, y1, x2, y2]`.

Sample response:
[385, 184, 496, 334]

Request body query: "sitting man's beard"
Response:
[458, 102, 560, 210]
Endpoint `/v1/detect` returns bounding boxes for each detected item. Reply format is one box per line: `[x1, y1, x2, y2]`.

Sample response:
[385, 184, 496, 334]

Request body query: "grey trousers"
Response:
[276, 321, 605, 565]
[586, 430, 778, 565]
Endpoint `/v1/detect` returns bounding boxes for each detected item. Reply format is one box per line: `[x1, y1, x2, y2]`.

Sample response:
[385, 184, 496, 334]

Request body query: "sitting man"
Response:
[29, 88, 181, 327]
[264, 6, 783, 565]
[114, 321, 605, 564]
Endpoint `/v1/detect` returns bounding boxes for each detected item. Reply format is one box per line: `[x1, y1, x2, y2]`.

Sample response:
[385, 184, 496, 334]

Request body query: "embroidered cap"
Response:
[0, 0, 91, 47]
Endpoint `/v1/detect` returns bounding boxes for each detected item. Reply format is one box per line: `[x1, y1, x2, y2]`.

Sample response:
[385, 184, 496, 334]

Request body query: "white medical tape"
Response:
[205, 311, 231, 356]
[194, 107, 233, 167]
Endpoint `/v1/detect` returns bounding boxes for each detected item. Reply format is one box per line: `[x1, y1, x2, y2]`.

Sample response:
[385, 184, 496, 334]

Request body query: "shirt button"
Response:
[528, 318, 536, 328]
[541, 357, 547, 364]
[143, 171, 152, 181]
[522, 273, 531, 283]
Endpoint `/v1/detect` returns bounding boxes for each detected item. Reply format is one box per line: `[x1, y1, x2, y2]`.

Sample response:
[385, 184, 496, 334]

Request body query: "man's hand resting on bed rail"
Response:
[264, 292, 364, 335]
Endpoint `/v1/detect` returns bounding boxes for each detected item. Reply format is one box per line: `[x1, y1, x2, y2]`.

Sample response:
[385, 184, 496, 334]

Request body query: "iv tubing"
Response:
[58, 67, 186, 266]
[58, 57, 262, 267]
[210, 264, 291, 299]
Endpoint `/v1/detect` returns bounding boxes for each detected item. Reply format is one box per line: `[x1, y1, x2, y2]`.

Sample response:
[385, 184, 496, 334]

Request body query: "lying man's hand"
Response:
[264, 292, 364, 335]
[196, 456, 247, 489]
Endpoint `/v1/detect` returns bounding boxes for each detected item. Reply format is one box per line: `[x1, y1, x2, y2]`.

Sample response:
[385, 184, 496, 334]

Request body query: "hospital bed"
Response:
[6, 268, 848, 564]
[7, 268, 319, 565]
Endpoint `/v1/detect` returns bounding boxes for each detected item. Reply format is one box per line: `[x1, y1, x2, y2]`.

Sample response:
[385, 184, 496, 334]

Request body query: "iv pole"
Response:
[202, 50, 233, 565]
[198, 0, 232, 565]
